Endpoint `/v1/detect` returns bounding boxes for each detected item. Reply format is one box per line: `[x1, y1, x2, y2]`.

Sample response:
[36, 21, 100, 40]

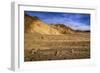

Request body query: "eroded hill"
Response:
[24, 14, 61, 35]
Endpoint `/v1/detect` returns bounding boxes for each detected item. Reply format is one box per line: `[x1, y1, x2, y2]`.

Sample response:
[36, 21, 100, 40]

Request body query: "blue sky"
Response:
[25, 11, 90, 31]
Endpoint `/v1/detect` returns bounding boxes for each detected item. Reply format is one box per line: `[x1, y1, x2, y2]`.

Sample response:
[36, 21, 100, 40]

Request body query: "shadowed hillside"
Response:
[50, 24, 74, 34]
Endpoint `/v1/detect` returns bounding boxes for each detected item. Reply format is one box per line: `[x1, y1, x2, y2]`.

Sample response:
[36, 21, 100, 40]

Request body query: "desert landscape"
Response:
[24, 12, 90, 61]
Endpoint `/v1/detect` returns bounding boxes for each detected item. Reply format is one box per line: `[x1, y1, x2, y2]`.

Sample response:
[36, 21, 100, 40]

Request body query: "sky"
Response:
[25, 11, 90, 31]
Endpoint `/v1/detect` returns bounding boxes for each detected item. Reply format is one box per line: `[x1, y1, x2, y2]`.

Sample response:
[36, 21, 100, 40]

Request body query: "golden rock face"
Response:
[24, 14, 61, 35]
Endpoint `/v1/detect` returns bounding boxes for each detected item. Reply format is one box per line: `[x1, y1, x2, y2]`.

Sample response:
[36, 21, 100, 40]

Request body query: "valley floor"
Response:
[24, 32, 90, 61]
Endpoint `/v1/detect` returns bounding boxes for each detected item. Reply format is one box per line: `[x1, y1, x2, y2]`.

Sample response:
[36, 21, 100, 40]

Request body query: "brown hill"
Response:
[24, 14, 61, 35]
[50, 24, 74, 34]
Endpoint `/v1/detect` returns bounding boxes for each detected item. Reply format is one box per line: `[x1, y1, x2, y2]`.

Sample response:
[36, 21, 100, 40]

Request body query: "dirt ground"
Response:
[24, 32, 90, 61]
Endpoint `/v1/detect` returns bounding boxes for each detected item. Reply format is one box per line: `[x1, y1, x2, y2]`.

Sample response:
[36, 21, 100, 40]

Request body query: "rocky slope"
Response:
[24, 14, 61, 35]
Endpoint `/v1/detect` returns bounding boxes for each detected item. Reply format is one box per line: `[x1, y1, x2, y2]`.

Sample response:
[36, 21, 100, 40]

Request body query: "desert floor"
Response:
[24, 32, 90, 61]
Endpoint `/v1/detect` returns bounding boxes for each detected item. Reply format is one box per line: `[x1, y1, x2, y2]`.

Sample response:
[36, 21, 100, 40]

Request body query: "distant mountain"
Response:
[24, 14, 61, 35]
